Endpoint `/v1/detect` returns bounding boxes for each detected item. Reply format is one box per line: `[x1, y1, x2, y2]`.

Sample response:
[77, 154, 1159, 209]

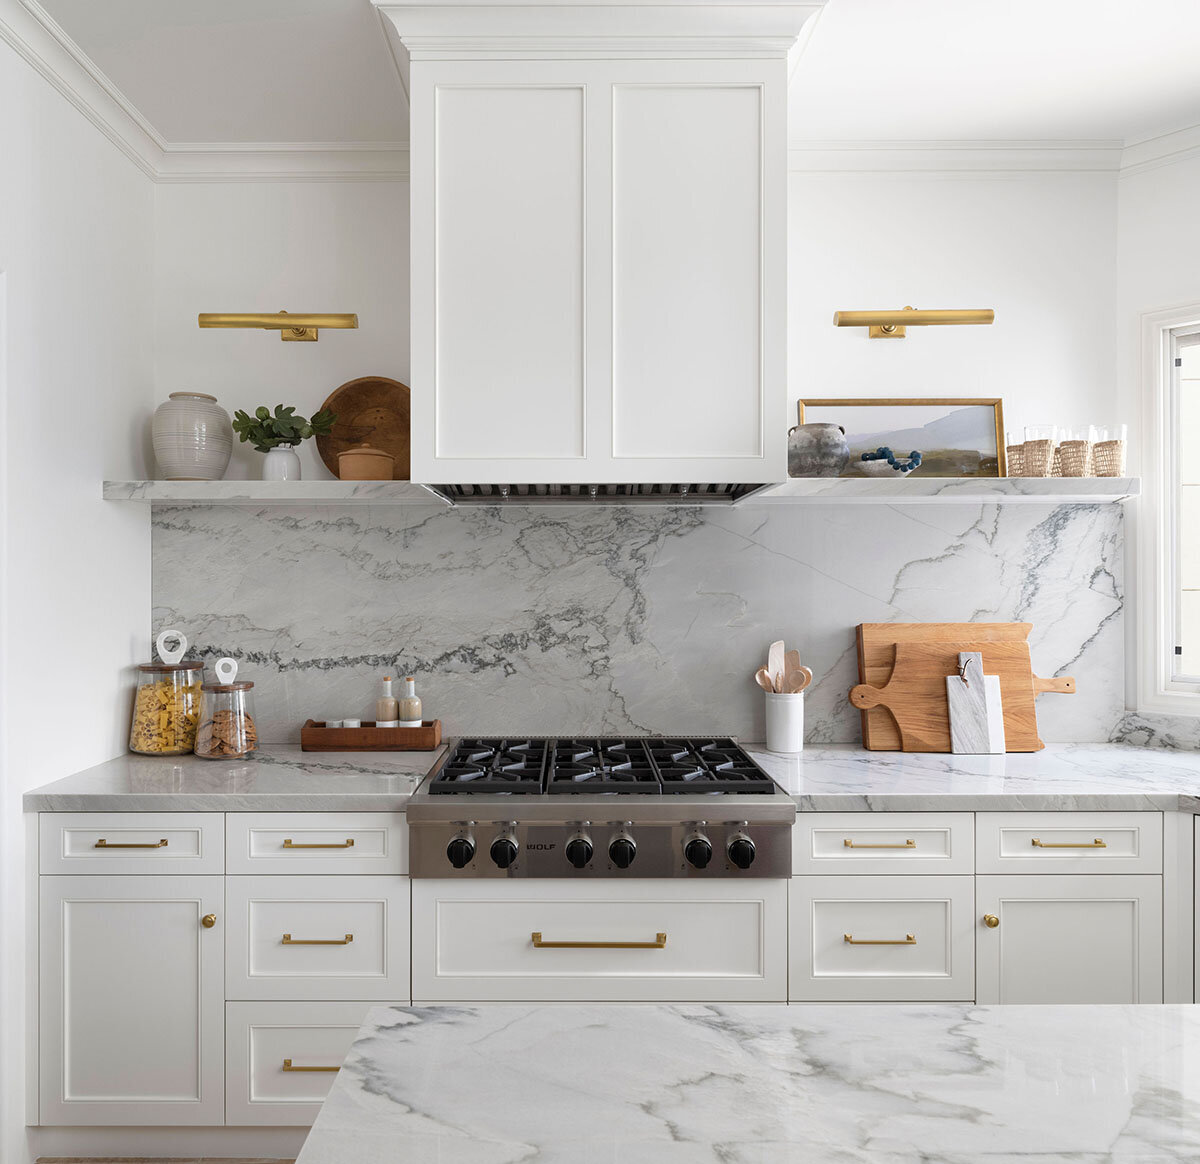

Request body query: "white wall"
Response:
[0, 38, 153, 1164]
[790, 170, 1119, 437]
[153, 182, 410, 480]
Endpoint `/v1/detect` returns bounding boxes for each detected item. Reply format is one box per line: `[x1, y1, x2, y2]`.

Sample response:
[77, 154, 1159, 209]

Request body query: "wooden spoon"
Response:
[767, 641, 785, 693]
[785, 666, 813, 694]
[785, 648, 802, 676]
[754, 668, 776, 693]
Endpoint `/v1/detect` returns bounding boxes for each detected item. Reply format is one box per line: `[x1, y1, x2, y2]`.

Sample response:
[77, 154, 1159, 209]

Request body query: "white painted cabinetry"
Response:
[398, 24, 793, 484]
[39, 874, 224, 1125]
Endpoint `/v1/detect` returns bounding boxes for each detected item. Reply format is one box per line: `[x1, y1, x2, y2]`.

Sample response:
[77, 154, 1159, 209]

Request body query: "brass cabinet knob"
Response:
[983, 914, 1000, 929]
[201, 913, 217, 929]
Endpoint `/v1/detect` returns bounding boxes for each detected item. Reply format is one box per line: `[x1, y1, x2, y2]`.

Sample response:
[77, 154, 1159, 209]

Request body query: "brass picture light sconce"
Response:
[833, 305, 995, 339]
[197, 310, 359, 343]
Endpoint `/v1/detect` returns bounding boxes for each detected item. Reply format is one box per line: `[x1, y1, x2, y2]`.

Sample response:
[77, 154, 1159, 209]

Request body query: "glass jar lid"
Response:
[138, 660, 204, 673]
[202, 680, 254, 692]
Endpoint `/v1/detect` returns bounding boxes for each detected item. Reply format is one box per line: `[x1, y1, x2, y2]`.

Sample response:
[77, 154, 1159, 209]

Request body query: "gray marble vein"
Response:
[22, 745, 440, 811]
[296, 1003, 1200, 1164]
[1111, 710, 1200, 751]
[150, 501, 1124, 744]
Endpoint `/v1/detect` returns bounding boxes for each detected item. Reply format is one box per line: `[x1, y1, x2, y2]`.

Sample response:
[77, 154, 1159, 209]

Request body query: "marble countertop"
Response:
[297, 1002, 1200, 1163]
[23, 740, 1200, 814]
[747, 742, 1200, 812]
[21, 746, 443, 811]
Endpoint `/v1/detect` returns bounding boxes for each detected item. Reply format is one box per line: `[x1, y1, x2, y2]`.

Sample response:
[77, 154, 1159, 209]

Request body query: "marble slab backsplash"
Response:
[151, 501, 1124, 744]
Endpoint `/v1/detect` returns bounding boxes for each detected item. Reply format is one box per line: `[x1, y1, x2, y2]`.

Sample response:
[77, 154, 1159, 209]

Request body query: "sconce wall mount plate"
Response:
[198, 310, 359, 343]
[833, 306, 995, 339]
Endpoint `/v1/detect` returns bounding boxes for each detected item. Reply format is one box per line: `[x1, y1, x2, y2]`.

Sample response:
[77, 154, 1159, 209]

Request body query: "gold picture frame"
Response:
[797, 397, 1007, 478]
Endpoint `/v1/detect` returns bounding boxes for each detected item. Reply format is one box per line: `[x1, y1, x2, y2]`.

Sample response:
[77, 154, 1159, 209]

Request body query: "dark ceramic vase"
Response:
[787, 423, 850, 478]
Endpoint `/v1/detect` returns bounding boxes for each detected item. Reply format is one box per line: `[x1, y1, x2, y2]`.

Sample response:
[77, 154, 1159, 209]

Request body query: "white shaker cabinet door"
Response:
[976, 875, 1163, 1004]
[39, 875, 225, 1125]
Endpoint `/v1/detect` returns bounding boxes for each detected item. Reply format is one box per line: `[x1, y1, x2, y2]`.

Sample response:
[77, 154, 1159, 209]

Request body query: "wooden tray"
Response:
[856, 622, 1032, 750]
[300, 719, 442, 752]
[315, 376, 411, 481]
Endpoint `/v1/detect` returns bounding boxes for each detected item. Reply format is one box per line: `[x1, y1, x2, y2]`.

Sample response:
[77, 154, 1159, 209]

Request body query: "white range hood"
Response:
[375, 0, 821, 501]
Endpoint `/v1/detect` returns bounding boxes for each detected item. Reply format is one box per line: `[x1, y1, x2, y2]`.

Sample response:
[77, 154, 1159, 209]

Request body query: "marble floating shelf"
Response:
[745, 476, 1141, 504]
[103, 480, 452, 506]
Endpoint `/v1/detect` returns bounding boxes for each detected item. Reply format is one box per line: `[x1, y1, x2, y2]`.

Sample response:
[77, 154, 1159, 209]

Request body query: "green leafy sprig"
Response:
[232, 405, 336, 454]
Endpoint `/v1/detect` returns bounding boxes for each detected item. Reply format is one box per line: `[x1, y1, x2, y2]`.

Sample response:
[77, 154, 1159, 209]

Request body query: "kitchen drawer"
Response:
[226, 1001, 383, 1125]
[226, 876, 410, 1001]
[226, 813, 407, 875]
[793, 813, 973, 876]
[789, 876, 975, 1001]
[975, 812, 1162, 874]
[412, 879, 787, 1002]
[40, 812, 224, 875]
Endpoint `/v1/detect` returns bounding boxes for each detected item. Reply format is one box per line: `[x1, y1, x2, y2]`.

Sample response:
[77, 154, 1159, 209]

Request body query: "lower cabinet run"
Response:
[976, 874, 1163, 1004]
[412, 878, 788, 1001]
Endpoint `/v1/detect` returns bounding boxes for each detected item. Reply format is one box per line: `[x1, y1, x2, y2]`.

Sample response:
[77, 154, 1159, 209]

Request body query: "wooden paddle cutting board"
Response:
[849, 640, 1075, 753]
[856, 622, 1033, 750]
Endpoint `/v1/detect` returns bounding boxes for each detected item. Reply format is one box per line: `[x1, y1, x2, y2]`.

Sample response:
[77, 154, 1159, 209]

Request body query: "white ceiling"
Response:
[35, 0, 1200, 147]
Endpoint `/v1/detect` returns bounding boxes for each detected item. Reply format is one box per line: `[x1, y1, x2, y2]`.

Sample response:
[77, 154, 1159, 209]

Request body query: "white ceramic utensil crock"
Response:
[764, 692, 804, 753]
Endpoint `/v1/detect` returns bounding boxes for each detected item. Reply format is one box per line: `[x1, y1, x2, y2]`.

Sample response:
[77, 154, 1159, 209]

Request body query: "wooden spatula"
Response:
[768, 641, 785, 693]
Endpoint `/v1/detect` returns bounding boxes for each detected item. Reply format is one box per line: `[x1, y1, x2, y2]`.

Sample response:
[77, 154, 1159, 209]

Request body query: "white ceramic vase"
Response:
[152, 392, 232, 481]
[764, 692, 805, 754]
[262, 445, 302, 481]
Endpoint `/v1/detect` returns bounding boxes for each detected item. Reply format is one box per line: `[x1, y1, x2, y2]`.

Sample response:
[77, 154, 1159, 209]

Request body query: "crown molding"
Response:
[789, 139, 1125, 174]
[1120, 123, 1200, 178]
[156, 142, 410, 183]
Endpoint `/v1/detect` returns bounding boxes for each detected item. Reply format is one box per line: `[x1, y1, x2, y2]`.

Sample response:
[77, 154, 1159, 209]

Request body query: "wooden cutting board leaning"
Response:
[850, 625, 1075, 753]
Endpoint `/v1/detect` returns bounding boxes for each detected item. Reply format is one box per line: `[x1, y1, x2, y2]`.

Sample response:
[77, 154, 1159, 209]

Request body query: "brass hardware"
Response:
[197, 310, 359, 343]
[1031, 838, 1107, 848]
[282, 933, 354, 945]
[531, 931, 667, 949]
[282, 1059, 340, 1073]
[843, 838, 916, 849]
[843, 933, 916, 945]
[283, 838, 355, 849]
[983, 914, 1000, 928]
[95, 838, 167, 849]
[832, 306, 995, 339]
[202, 913, 217, 929]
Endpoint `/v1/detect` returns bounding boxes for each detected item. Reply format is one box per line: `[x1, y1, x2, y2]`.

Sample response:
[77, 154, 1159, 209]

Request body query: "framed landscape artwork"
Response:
[798, 398, 1006, 477]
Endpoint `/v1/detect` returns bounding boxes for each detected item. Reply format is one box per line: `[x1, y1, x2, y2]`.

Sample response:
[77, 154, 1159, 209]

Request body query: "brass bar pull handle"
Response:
[95, 838, 168, 849]
[843, 839, 916, 849]
[1031, 838, 1106, 848]
[282, 933, 354, 945]
[282, 838, 355, 849]
[282, 1059, 340, 1073]
[844, 933, 916, 945]
[531, 931, 667, 950]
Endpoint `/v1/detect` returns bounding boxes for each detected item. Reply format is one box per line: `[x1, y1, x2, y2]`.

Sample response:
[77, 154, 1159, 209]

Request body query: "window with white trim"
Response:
[1173, 327, 1200, 681]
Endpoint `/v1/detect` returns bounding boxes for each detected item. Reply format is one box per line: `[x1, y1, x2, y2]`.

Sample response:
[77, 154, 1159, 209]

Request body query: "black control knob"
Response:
[489, 836, 518, 869]
[727, 835, 755, 870]
[565, 836, 593, 869]
[446, 835, 475, 869]
[609, 836, 636, 869]
[684, 835, 713, 869]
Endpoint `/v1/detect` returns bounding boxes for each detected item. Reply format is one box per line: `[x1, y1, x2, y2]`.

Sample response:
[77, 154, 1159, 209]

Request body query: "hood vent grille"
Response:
[434, 483, 768, 505]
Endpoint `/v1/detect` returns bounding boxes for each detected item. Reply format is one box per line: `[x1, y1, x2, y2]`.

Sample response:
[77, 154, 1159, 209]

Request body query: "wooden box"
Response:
[300, 719, 443, 752]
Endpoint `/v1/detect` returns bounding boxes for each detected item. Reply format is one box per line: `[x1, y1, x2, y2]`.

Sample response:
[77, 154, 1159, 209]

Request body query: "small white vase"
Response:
[262, 445, 302, 481]
[764, 692, 805, 754]
[152, 392, 232, 481]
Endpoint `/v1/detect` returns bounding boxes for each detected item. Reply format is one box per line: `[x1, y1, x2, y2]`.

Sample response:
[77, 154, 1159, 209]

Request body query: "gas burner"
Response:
[428, 738, 549, 795]
[546, 738, 660, 794]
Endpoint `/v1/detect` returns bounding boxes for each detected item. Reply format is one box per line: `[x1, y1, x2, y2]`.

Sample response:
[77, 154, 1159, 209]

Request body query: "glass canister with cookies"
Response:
[129, 629, 204, 755]
[195, 657, 258, 760]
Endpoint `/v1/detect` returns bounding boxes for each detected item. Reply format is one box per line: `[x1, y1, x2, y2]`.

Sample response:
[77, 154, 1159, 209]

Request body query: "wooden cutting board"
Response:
[856, 623, 1033, 750]
[849, 640, 1075, 753]
[316, 376, 412, 481]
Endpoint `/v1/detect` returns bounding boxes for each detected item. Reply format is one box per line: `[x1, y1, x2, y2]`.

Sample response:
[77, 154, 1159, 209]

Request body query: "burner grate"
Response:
[428, 738, 548, 795]
[546, 738, 661, 794]
[648, 739, 776, 795]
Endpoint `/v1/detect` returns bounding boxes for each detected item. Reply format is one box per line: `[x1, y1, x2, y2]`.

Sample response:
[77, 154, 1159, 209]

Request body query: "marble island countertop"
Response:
[297, 1002, 1200, 1163]
[22, 740, 1200, 813]
[21, 745, 442, 811]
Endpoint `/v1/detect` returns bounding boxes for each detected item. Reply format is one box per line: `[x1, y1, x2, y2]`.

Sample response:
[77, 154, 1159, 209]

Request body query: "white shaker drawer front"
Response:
[975, 812, 1163, 874]
[226, 876, 410, 1001]
[40, 812, 224, 875]
[789, 876, 976, 1002]
[793, 813, 974, 875]
[226, 1001, 381, 1126]
[226, 813, 407, 875]
[412, 879, 787, 1002]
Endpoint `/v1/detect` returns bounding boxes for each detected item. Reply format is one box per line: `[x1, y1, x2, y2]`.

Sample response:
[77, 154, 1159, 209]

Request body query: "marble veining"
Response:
[297, 1002, 1200, 1164]
[1111, 709, 1200, 751]
[151, 501, 1124, 744]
